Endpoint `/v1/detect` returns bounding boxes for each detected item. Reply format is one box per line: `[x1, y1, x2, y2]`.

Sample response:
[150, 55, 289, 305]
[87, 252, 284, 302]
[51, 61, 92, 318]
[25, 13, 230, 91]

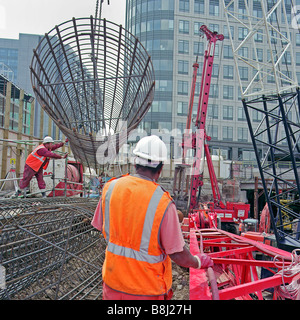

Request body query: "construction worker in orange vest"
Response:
[92, 135, 213, 300]
[13, 136, 68, 198]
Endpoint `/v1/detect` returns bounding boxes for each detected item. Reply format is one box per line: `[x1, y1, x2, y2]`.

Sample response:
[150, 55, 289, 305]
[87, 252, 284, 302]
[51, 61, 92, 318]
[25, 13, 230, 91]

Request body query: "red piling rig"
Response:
[177, 25, 250, 230]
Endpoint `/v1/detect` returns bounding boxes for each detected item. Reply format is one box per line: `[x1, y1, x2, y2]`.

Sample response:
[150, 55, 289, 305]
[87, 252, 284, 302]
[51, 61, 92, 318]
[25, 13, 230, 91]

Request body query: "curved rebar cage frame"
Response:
[30, 17, 155, 169]
[0, 198, 105, 300]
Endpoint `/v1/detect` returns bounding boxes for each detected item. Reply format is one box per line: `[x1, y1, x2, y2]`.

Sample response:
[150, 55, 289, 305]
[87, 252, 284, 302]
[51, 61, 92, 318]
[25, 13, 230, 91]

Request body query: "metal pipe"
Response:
[196, 229, 220, 300]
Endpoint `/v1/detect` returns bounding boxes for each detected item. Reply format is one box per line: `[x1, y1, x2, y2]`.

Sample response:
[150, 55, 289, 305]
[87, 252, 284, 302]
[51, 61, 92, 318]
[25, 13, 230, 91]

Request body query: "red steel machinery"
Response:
[176, 24, 300, 300]
[187, 221, 300, 300]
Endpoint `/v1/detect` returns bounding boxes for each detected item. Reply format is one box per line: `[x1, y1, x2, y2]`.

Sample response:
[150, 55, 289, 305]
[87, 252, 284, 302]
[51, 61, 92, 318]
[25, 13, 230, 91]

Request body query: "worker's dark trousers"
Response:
[19, 164, 46, 190]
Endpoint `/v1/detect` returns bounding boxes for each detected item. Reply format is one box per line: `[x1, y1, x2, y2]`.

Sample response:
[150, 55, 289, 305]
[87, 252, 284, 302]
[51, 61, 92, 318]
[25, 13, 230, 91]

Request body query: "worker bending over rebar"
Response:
[12, 136, 68, 198]
[92, 135, 213, 300]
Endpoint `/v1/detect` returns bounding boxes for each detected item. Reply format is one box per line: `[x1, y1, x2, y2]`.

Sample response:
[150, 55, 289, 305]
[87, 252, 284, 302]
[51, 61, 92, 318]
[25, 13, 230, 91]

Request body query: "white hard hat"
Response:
[133, 135, 167, 168]
[43, 136, 54, 144]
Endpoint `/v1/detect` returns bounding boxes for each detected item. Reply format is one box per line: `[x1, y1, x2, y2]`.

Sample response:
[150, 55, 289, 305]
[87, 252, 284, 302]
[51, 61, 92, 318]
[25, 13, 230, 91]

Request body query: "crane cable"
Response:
[274, 249, 300, 300]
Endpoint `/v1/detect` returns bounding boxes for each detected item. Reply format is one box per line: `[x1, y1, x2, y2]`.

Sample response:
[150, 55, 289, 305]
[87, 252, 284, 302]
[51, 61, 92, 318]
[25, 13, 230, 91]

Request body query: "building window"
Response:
[208, 104, 219, 119]
[238, 0, 246, 18]
[223, 65, 234, 79]
[178, 40, 189, 54]
[267, 50, 278, 63]
[223, 25, 234, 40]
[215, 44, 219, 57]
[296, 34, 300, 46]
[238, 149, 259, 161]
[209, 0, 219, 16]
[193, 41, 204, 55]
[209, 24, 219, 33]
[253, 0, 262, 18]
[177, 122, 186, 134]
[212, 147, 232, 160]
[223, 105, 233, 120]
[252, 109, 263, 122]
[194, 22, 203, 35]
[254, 30, 263, 43]
[267, 69, 275, 83]
[210, 84, 219, 98]
[178, 60, 189, 74]
[156, 80, 172, 92]
[149, 19, 174, 32]
[153, 59, 173, 72]
[253, 48, 263, 62]
[222, 126, 233, 141]
[179, 0, 190, 12]
[281, 31, 288, 45]
[212, 64, 219, 78]
[207, 125, 218, 139]
[296, 52, 300, 66]
[177, 101, 188, 116]
[297, 72, 300, 84]
[238, 107, 246, 121]
[238, 27, 248, 40]
[282, 2, 291, 24]
[223, 85, 234, 100]
[195, 82, 200, 96]
[224, 45, 233, 59]
[283, 51, 291, 65]
[178, 80, 189, 95]
[238, 127, 248, 142]
[194, 0, 204, 14]
[238, 47, 248, 59]
[179, 20, 189, 34]
[237, 87, 246, 101]
[238, 66, 248, 81]
[269, 29, 277, 44]
[197, 62, 203, 75]
[282, 70, 291, 85]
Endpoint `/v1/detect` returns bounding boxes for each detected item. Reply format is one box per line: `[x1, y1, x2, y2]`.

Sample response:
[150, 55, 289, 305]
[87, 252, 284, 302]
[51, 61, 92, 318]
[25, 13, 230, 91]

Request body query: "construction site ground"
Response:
[171, 263, 189, 300]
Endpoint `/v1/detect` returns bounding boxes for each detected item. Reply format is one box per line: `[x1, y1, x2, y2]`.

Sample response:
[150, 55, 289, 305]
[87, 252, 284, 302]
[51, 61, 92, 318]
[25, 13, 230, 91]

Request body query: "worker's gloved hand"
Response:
[63, 153, 69, 159]
[194, 253, 214, 269]
[65, 138, 69, 143]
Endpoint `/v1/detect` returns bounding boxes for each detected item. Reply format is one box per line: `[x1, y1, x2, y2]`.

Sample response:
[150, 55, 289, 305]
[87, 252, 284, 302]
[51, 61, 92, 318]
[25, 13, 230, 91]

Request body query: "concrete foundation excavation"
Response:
[0, 0, 299, 300]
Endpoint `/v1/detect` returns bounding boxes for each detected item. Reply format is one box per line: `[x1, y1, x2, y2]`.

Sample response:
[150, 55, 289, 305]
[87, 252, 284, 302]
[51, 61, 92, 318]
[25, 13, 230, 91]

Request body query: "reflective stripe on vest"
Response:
[31, 148, 46, 163]
[104, 178, 166, 264]
[25, 145, 47, 171]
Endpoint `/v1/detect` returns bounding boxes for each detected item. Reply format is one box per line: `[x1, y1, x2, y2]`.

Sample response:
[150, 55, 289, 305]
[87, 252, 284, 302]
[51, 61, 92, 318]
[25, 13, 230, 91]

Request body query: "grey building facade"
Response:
[125, 0, 300, 161]
[0, 33, 55, 138]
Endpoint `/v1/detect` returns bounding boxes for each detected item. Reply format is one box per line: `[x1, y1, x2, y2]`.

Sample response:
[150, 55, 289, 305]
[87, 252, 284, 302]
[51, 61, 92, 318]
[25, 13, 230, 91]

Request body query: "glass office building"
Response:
[0, 33, 54, 138]
[126, 0, 175, 134]
[125, 0, 300, 161]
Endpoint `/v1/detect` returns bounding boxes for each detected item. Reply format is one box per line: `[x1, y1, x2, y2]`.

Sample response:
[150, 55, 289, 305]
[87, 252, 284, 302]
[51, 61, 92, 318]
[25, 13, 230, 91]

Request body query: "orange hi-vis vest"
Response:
[101, 174, 173, 296]
[26, 144, 49, 171]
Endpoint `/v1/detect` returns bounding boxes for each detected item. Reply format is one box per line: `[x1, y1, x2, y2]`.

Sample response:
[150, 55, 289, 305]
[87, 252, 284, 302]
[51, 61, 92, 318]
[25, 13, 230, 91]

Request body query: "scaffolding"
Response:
[222, 0, 300, 250]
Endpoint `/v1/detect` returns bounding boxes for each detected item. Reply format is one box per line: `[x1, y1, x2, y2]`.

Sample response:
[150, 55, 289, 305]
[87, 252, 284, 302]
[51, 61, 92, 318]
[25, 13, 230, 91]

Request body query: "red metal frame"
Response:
[179, 26, 300, 302]
[48, 160, 83, 197]
[188, 223, 297, 300]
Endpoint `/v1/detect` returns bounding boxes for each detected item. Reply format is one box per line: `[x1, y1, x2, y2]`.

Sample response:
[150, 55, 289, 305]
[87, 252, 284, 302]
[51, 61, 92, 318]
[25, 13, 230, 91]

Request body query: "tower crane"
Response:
[222, 0, 300, 251]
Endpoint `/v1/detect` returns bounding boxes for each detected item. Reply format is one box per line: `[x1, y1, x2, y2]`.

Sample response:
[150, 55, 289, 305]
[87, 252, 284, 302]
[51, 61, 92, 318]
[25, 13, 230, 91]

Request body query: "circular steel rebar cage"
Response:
[30, 17, 155, 169]
[0, 198, 106, 300]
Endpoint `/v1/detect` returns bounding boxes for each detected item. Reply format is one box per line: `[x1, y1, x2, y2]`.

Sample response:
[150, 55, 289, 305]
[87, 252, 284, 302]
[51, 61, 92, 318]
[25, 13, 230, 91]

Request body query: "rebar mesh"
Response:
[0, 198, 106, 300]
[30, 17, 155, 169]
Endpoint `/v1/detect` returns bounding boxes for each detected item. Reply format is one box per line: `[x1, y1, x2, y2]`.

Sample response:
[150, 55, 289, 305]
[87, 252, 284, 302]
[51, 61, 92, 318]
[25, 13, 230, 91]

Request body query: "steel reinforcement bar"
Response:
[0, 197, 106, 300]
